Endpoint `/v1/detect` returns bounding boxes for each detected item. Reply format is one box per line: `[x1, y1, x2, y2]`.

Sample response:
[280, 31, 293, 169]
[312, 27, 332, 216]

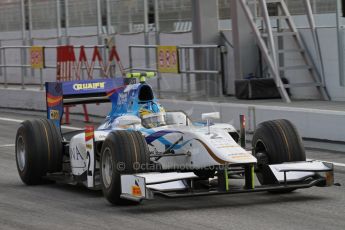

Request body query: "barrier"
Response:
[128, 44, 226, 99]
[0, 46, 31, 89]
[0, 45, 112, 88]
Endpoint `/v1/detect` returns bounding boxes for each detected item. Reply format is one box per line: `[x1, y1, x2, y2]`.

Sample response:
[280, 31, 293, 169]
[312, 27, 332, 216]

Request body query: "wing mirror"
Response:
[202, 112, 220, 120]
[201, 112, 220, 134]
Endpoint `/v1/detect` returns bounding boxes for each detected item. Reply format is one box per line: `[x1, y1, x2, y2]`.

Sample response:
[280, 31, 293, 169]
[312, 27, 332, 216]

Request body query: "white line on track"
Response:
[0, 117, 81, 131]
[307, 158, 345, 168]
[0, 144, 15, 148]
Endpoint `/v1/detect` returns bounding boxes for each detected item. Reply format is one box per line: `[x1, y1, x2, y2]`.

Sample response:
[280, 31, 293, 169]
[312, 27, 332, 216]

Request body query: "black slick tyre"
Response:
[100, 130, 150, 205]
[15, 119, 63, 185]
[252, 119, 306, 192]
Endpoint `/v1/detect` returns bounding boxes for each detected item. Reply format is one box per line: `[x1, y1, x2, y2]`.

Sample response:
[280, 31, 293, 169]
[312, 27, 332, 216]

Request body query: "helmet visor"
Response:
[142, 113, 166, 128]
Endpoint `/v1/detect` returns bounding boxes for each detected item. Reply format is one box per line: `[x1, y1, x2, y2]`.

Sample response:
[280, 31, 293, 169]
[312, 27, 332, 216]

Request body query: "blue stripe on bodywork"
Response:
[173, 139, 192, 150]
[145, 130, 183, 144]
[139, 129, 191, 151]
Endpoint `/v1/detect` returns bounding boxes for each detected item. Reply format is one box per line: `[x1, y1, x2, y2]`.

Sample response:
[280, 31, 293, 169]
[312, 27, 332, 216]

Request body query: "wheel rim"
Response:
[16, 136, 26, 171]
[254, 140, 269, 164]
[101, 147, 113, 189]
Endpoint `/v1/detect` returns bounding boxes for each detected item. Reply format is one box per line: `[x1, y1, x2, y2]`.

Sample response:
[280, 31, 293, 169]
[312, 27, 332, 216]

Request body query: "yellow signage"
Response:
[30, 46, 45, 69]
[157, 46, 179, 73]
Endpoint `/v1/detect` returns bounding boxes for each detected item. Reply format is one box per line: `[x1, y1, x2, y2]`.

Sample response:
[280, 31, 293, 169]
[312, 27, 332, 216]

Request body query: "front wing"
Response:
[120, 161, 334, 202]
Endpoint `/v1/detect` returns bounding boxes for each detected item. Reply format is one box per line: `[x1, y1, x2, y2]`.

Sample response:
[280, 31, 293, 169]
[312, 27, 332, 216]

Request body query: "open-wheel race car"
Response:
[15, 72, 334, 205]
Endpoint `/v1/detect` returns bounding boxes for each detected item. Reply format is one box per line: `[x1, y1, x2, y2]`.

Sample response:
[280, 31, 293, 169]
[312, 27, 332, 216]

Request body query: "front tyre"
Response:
[252, 119, 306, 192]
[100, 131, 150, 205]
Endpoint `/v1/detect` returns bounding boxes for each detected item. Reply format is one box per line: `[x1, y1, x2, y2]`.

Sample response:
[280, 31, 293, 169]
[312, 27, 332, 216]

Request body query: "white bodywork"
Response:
[69, 112, 256, 177]
[66, 112, 333, 199]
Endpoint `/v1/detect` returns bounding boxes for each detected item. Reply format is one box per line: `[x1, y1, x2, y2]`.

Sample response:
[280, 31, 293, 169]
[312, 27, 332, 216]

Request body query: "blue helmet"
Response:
[139, 101, 166, 128]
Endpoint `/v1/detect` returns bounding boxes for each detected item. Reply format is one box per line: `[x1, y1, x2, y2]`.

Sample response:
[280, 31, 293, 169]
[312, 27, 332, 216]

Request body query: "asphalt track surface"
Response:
[0, 109, 345, 230]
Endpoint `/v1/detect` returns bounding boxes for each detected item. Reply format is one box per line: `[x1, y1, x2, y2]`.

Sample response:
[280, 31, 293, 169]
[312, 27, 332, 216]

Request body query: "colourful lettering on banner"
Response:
[55, 45, 125, 124]
[56, 45, 76, 82]
[57, 45, 125, 81]
[30, 46, 45, 69]
[157, 46, 179, 74]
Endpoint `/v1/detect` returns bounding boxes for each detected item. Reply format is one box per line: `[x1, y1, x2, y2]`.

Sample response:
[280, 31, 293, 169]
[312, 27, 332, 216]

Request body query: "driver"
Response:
[139, 102, 167, 128]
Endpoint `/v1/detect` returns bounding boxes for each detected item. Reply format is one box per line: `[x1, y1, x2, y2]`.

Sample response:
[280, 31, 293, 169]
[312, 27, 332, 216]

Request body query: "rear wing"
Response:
[45, 78, 135, 128]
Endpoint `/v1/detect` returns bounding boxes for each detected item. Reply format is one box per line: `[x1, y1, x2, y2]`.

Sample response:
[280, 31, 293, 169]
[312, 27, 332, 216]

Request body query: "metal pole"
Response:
[205, 48, 210, 98]
[40, 68, 43, 90]
[97, 0, 102, 39]
[144, 0, 150, 69]
[0, 41, 2, 76]
[179, 47, 185, 96]
[28, 0, 34, 78]
[304, 0, 326, 86]
[28, 0, 33, 44]
[21, 0, 26, 89]
[65, 0, 70, 44]
[154, 0, 161, 98]
[248, 106, 256, 133]
[240, 115, 246, 148]
[231, 0, 243, 81]
[186, 48, 191, 101]
[56, 0, 62, 45]
[129, 46, 133, 72]
[106, 0, 112, 34]
[259, 0, 278, 67]
[106, 0, 116, 77]
[219, 46, 225, 97]
[336, 0, 344, 86]
[3, 48, 7, 88]
[96, 0, 104, 77]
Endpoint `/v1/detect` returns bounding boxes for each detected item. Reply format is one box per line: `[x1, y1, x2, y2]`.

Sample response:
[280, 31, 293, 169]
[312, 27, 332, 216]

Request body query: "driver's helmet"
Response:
[139, 102, 166, 128]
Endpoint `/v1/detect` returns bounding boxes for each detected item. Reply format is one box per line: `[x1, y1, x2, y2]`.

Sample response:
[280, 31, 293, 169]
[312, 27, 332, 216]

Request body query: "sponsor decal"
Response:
[85, 126, 94, 142]
[47, 94, 63, 107]
[217, 145, 239, 148]
[71, 146, 85, 163]
[73, 82, 105, 91]
[86, 144, 93, 149]
[117, 92, 128, 105]
[230, 155, 253, 160]
[50, 110, 60, 120]
[131, 179, 142, 197]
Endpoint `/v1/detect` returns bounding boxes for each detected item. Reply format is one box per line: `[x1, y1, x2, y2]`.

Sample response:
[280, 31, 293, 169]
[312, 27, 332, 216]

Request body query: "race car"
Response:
[15, 72, 334, 205]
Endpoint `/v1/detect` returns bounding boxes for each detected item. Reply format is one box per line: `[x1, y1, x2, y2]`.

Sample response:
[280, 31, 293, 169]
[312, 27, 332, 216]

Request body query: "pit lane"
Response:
[0, 109, 344, 230]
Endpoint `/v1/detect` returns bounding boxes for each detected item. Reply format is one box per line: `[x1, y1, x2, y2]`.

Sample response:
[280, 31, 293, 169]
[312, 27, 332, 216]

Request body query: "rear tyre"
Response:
[15, 119, 63, 185]
[100, 131, 150, 205]
[252, 119, 305, 192]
